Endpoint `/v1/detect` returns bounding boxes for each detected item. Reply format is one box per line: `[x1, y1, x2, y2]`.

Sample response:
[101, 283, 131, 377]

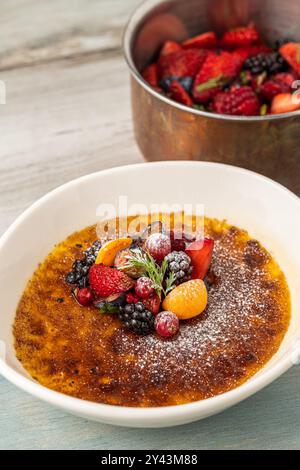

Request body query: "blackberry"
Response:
[244, 52, 287, 74]
[165, 251, 193, 285]
[119, 302, 155, 334]
[65, 239, 102, 288]
[274, 38, 291, 50]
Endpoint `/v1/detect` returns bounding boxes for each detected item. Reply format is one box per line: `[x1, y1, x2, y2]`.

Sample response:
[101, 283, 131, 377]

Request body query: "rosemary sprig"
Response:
[119, 250, 176, 300]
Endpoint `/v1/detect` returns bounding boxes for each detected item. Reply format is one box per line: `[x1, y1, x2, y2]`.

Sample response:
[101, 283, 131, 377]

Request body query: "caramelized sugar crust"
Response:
[13, 216, 291, 407]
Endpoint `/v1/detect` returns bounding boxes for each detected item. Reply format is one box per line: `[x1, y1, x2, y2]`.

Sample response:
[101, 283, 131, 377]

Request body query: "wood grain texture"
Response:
[0, 0, 300, 450]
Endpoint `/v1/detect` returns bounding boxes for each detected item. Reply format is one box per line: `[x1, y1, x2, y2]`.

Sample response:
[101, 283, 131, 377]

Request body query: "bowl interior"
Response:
[0, 162, 300, 424]
[128, 0, 300, 72]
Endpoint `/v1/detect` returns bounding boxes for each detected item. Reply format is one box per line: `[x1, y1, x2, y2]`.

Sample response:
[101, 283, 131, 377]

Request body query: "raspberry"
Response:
[76, 287, 94, 306]
[165, 251, 193, 285]
[135, 277, 155, 299]
[155, 311, 179, 338]
[119, 302, 155, 334]
[212, 86, 260, 116]
[144, 233, 172, 263]
[89, 264, 134, 298]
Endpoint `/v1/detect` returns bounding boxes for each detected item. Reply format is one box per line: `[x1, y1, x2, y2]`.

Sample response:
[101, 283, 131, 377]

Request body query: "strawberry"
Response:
[220, 24, 260, 48]
[168, 80, 193, 106]
[182, 32, 217, 49]
[211, 86, 260, 115]
[160, 40, 182, 56]
[271, 93, 300, 114]
[158, 48, 207, 79]
[142, 63, 158, 87]
[279, 43, 300, 76]
[142, 294, 161, 315]
[260, 73, 295, 101]
[192, 51, 242, 103]
[185, 238, 214, 280]
[89, 264, 135, 298]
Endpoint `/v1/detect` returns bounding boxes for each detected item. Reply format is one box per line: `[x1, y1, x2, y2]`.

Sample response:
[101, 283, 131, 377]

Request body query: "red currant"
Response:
[76, 287, 94, 306]
[144, 233, 171, 263]
[126, 292, 140, 304]
[155, 311, 179, 338]
[135, 277, 155, 299]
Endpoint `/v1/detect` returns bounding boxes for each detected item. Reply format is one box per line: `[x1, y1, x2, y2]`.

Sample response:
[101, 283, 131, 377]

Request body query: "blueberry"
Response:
[159, 75, 179, 91]
[179, 76, 193, 93]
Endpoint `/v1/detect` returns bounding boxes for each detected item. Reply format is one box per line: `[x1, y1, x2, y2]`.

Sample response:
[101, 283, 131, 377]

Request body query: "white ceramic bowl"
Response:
[1, 161, 300, 428]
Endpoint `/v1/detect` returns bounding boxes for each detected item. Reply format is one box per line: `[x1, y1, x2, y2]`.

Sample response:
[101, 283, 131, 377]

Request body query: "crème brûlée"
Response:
[13, 215, 291, 407]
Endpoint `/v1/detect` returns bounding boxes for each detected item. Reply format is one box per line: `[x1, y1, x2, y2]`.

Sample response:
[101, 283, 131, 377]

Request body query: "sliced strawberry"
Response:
[211, 86, 260, 116]
[192, 51, 242, 103]
[185, 238, 214, 280]
[143, 294, 161, 315]
[279, 43, 300, 76]
[220, 24, 260, 48]
[169, 80, 193, 106]
[271, 93, 300, 114]
[160, 40, 182, 56]
[89, 264, 135, 298]
[158, 48, 207, 79]
[182, 32, 217, 49]
[142, 63, 158, 87]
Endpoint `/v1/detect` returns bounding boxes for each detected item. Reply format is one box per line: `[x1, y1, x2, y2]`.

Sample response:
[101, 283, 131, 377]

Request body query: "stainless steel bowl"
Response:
[123, 0, 300, 194]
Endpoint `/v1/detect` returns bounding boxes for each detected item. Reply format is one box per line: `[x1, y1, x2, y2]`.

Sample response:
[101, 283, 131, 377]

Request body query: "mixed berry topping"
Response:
[141, 25, 300, 115]
[65, 222, 215, 337]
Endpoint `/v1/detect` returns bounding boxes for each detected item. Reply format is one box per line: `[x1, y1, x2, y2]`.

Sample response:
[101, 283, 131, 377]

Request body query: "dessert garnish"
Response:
[141, 24, 300, 115]
[66, 222, 212, 338]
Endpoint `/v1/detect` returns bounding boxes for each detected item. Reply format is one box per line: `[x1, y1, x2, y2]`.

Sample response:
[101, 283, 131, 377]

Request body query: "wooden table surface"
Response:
[0, 0, 300, 450]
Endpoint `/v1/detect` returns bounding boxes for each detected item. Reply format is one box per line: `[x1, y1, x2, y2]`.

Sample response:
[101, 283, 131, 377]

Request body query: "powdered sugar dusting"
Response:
[113, 226, 289, 398]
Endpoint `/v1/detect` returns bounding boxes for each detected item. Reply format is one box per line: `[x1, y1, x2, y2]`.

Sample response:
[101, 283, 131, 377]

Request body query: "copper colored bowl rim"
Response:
[123, 0, 300, 122]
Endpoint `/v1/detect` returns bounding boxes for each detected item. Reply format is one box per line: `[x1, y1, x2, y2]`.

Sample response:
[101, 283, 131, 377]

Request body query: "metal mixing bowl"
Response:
[123, 0, 300, 194]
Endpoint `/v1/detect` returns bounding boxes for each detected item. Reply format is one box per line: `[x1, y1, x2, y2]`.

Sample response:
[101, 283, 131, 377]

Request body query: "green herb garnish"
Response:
[119, 250, 176, 300]
[197, 75, 228, 93]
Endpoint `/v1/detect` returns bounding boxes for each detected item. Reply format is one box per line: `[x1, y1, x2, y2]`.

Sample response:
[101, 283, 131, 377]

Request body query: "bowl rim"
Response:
[1, 161, 300, 425]
[123, 0, 300, 123]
